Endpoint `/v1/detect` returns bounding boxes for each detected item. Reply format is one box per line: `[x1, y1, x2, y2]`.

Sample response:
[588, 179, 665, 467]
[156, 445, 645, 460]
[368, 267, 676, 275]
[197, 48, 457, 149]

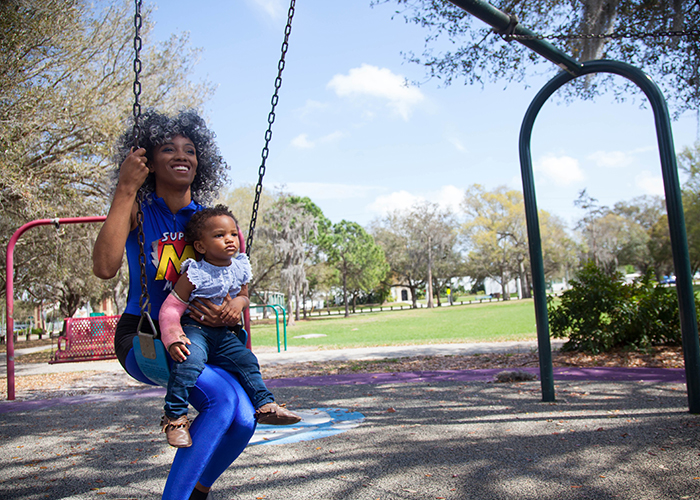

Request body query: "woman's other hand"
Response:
[189, 297, 234, 327]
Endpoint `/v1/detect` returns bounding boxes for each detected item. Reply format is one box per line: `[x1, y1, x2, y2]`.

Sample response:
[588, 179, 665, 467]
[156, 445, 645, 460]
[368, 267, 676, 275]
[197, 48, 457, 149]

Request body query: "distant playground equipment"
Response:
[449, 0, 700, 412]
[5, 217, 106, 399]
[249, 304, 288, 352]
[50, 315, 119, 364]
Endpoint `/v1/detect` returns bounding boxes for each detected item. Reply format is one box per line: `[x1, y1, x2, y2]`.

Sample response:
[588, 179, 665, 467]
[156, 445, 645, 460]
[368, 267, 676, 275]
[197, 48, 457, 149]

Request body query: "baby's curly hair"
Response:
[185, 204, 239, 243]
[114, 109, 228, 205]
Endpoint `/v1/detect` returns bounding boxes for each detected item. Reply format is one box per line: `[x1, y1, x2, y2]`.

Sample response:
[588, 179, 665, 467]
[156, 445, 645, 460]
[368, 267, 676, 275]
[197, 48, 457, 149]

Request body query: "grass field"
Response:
[249, 299, 538, 350]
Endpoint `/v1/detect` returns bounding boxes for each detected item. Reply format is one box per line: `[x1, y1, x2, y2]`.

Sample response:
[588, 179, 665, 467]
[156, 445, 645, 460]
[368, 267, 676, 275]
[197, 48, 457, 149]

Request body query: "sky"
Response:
[147, 0, 699, 230]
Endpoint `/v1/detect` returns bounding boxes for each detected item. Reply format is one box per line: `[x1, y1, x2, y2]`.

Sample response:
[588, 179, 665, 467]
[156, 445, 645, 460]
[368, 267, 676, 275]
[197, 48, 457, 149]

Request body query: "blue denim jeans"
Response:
[164, 317, 274, 418]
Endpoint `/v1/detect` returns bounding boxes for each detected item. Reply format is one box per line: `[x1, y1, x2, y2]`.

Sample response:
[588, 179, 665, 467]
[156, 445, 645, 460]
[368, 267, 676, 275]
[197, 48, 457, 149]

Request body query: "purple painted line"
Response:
[265, 366, 686, 388]
[0, 367, 686, 414]
[0, 387, 164, 414]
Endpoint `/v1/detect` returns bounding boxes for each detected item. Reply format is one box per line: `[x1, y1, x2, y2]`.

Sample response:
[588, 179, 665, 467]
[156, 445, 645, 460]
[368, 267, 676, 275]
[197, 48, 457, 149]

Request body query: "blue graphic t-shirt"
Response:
[124, 193, 204, 317]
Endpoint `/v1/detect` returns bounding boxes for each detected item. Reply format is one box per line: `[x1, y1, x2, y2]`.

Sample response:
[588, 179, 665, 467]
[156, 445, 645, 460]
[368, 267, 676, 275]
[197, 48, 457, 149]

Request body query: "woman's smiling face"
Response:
[150, 134, 198, 189]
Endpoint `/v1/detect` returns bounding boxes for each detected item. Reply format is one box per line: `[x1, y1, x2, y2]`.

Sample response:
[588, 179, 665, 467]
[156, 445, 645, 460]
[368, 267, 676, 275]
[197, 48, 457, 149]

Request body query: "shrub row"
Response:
[548, 262, 695, 354]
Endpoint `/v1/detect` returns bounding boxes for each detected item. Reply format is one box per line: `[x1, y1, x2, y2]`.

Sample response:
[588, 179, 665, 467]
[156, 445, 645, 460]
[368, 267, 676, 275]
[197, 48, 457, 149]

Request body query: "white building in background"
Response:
[249, 291, 285, 320]
[389, 285, 412, 303]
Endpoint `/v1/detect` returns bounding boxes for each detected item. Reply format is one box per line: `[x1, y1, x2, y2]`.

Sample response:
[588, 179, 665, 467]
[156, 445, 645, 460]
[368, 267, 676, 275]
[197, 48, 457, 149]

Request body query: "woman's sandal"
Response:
[161, 414, 192, 448]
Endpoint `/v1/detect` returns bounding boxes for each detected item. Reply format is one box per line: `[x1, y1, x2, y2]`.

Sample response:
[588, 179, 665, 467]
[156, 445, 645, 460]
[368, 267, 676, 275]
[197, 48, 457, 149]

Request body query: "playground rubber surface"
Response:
[1, 346, 699, 499]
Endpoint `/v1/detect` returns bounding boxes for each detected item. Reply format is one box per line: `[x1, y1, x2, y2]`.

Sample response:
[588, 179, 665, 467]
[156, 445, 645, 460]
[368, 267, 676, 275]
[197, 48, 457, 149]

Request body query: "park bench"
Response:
[49, 315, 120, 364]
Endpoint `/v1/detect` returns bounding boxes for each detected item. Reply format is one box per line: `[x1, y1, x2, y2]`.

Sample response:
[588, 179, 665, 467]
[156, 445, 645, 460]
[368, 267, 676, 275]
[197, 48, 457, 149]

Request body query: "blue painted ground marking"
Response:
[250, 407, 365, 446]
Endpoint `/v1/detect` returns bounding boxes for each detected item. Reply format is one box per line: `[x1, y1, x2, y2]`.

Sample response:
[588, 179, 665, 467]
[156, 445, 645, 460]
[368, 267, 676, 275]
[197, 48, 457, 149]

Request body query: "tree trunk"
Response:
[343, 265, 349, 318]
[426, 236, 434, 308]
[500, 270, 509, 301]
[294, 284, 300, 321]
[519, 260, 532, 299]
[286, 286, 295, 327]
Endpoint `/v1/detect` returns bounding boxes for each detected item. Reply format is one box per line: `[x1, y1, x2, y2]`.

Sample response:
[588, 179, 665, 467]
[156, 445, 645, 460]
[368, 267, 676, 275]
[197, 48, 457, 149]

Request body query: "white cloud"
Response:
[284, 182, 381, 200]
[291, 134, 314, 149]
[367, 185, 464, 217]
[290, 131, 344, 149]
[368, 190, 422, 215]
[431, 185, 463, 212]
[248, 0, 284, 18]
[587, 150, 634, 168]
[327, 64, 424, 120]
[298, 99, 328, 119]
[635, 170, 665, 196]
[534, 154, 585, 186]
[448, 136, 467, 152]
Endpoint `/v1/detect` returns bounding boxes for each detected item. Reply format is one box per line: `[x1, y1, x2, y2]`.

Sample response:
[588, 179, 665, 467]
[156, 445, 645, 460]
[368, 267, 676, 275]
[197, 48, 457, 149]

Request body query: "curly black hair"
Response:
[114, 109, 228, 205]
[185, 204, 239, 243]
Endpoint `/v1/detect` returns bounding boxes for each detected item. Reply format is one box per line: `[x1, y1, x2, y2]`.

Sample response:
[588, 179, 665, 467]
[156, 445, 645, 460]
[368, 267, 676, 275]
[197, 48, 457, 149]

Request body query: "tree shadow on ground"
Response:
[0, 379, 698, 499]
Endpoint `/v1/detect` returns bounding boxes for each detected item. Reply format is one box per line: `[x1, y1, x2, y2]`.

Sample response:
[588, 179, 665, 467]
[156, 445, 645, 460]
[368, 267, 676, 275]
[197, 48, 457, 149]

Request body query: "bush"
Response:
[548, 262, 689, 354]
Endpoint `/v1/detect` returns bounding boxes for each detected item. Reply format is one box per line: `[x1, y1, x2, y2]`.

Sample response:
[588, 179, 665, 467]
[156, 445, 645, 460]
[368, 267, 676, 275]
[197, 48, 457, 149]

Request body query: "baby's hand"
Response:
[168, 337, 191, 362]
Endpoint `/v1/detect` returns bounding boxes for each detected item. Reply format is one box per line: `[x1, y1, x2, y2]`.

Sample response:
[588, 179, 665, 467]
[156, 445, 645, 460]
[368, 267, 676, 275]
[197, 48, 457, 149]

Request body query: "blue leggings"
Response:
[125, 349, 256, 500]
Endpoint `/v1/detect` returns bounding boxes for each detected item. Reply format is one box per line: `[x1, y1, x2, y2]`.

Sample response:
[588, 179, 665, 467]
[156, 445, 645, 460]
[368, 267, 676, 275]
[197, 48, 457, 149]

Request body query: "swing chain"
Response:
[500, 28, 700, 43]
[132, 0, 143, 148]
[247, 0, 296, 256]
[132, 0, 150, 317]
[136, 193, 151, 316]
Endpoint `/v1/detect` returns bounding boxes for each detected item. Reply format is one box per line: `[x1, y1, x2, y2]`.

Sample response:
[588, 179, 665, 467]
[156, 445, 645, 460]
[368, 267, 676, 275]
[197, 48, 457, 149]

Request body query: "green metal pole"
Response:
[519, 114, 555, 401]
[279, 305, 288, 351]
[271, 306, 281, 353]
[519, 60, 700, 412]
[253, 305, 282, 353]
[448, 0, 583, 75]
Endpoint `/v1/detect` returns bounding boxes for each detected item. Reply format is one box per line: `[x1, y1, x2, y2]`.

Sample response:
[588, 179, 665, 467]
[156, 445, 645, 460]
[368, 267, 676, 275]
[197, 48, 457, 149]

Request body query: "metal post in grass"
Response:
[449, 0, 700, 411]
[252, 304, 288, 352]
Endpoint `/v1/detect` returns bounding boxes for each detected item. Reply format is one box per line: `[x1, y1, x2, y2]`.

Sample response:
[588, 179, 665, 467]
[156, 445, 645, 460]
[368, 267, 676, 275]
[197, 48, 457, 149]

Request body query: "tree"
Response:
[1, 0, 213, 313]
[286, 196, 332, 318]
[325, 221, 388, 317]
[462, 185, 528, 300]
[679, 142, 700, 273]
[648, 215, 673, 278]
[219, 185, 283, 310]
[304, 261, 339, 316]
[612, 196, 666, 272]
[371, 202, 461, 308]
[576, 190, 666, 275]
[539, 210, 578, 286]
[371, 218, 425, 309]
[260, 195, 320, 323]
[462, 184, 572, 297]
[378, 0, 699, 115]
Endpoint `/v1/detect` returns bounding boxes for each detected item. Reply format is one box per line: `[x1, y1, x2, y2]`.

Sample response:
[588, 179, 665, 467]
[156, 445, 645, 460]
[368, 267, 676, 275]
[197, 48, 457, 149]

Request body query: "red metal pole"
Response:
[5, 217, 106, 400]
[238, 227, 252, 350]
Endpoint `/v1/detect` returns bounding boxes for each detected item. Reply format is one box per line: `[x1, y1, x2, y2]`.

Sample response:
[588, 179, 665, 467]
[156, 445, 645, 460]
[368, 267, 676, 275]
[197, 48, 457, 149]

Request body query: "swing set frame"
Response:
[5, 217, 106, 400]
[5, 0, 698, 413]
[449, 0, 700, 413]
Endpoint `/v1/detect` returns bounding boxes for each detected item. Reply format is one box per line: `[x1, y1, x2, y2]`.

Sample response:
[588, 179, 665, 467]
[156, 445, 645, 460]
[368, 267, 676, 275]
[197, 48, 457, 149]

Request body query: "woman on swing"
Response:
[93, 109, 255, 500]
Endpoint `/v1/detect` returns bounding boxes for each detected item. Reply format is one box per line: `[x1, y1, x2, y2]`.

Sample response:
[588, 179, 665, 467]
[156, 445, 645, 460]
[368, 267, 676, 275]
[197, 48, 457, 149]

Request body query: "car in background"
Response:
[660, 275, 676, 285]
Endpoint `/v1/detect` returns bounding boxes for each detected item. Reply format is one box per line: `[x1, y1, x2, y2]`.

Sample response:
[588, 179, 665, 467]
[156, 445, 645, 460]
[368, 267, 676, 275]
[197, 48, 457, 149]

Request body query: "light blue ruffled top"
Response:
[181, 254, 252, 305]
